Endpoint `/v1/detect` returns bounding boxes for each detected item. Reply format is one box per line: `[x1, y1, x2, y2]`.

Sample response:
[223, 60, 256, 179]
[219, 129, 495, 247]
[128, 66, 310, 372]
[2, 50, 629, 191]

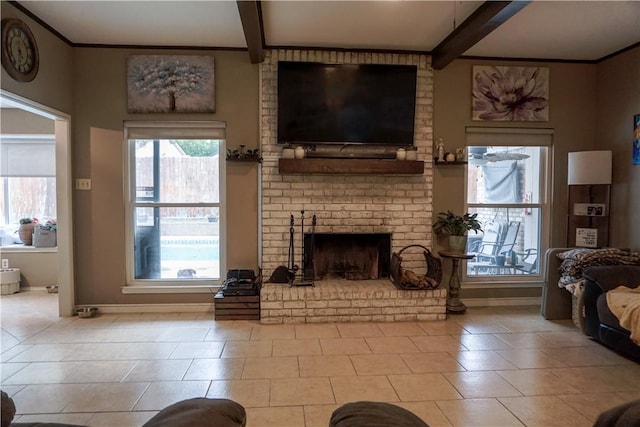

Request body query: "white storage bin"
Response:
[33, 226, 57, 247]
[0, 268, 20, 295]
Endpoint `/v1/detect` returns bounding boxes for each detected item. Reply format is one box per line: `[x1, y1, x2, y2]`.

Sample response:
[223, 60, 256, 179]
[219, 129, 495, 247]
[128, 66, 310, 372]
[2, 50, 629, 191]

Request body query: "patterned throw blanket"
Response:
[607, 286, 640, 344]
[556, 248, 640, 296]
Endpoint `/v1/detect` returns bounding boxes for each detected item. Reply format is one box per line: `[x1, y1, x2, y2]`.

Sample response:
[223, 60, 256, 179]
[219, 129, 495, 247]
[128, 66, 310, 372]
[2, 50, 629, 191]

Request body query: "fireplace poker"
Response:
[290, 210, 313, 287]
[300, 209, 305, 281]
[306, 214, 316, 285]
[287, 214, 298, 282]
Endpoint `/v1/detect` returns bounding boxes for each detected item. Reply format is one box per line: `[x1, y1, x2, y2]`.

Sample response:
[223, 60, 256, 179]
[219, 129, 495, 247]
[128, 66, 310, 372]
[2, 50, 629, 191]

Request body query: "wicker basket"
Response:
[390, 245, 442, 290]
[18, 223, 35, 245]
[572, 293, 587, 333]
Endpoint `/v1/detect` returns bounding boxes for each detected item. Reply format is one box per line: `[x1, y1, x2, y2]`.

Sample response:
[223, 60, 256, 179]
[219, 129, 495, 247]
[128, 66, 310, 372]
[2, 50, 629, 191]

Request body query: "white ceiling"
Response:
[15, 1, 640, 62]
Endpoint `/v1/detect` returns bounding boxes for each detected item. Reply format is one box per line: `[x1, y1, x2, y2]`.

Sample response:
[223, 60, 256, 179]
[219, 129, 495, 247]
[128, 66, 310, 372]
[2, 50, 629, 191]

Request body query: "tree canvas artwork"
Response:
[127, 55, 215, 113]
[472, 66, 549, 121]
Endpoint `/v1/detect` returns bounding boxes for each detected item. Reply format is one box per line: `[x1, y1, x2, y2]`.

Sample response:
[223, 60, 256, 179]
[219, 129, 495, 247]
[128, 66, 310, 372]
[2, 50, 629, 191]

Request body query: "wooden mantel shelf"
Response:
[278, 158, 424, 175]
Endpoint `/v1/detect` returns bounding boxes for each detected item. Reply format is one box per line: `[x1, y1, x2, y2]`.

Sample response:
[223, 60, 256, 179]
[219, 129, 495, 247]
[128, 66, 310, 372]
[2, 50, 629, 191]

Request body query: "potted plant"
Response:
[432, 211, 482, 253]
[18, 217, 38, 246]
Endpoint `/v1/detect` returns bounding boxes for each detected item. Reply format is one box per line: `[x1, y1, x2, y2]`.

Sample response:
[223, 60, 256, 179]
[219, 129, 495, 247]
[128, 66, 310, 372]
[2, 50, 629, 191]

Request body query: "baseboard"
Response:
[87, 299, 538, 315]
[77, 303, 215, 314]
[463, 297, 541, 307]
[20, 286, 49, 291]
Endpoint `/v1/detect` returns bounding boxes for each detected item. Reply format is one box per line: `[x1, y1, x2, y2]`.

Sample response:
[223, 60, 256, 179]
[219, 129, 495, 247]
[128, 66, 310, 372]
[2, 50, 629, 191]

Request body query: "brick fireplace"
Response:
[259, 49, 445, 323]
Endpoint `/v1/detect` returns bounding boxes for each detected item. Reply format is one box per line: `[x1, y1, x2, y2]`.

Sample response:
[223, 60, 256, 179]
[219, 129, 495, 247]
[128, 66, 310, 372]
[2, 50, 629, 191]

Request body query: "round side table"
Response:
[438, 250, 474, 315]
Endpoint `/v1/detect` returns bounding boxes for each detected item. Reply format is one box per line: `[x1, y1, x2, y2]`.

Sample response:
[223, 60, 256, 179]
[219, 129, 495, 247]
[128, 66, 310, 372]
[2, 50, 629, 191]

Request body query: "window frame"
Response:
[1, 134, 57, 245]
[123, 121, 226, 292]
[463, 127, 553, 285]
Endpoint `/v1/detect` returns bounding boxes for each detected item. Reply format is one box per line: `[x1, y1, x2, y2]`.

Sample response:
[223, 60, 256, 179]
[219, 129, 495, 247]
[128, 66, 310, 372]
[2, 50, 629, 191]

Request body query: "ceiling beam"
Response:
[237, 0, 265, 64]
[431, 1, 531, 70]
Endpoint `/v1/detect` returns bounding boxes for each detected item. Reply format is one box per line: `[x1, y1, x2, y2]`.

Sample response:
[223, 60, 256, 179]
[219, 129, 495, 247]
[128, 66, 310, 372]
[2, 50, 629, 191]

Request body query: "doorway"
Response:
[0, 90, 74, 317]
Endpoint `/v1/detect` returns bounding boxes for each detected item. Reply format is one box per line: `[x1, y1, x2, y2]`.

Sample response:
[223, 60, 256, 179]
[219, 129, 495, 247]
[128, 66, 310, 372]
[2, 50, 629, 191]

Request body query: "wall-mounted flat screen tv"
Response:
[277, 62, 417, 146]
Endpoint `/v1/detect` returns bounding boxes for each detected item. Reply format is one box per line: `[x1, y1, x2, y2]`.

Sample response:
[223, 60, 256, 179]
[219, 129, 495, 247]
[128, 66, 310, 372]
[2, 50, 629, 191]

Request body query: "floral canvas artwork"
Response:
[472, 66, 549, 121]
[127, 55, 215, 113]
[634, 114, 640, 165]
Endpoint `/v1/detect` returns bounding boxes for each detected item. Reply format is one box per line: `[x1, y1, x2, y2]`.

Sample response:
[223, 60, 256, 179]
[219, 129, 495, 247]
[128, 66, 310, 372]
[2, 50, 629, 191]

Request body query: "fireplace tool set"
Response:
[287, 210, 316, 287]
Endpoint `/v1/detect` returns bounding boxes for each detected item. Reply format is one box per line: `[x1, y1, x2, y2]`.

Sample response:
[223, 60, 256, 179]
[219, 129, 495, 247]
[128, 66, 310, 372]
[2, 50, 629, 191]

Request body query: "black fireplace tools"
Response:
[266, 210, 316, 286]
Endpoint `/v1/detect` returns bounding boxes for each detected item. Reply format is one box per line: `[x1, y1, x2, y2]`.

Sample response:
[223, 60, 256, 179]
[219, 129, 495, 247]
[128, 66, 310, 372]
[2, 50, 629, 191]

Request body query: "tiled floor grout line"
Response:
[2, 294, 638, 426]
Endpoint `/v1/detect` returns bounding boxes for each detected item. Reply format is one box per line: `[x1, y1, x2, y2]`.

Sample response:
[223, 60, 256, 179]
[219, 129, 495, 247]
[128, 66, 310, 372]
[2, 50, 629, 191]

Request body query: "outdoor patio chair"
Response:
[514, 248, 538, 274]
[468, 220, 520, 273]
[467, 220, 507, 260]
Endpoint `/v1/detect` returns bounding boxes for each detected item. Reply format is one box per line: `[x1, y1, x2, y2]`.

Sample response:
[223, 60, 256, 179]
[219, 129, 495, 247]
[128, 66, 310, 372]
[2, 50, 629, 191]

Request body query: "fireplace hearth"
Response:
[303, 233, 391, 280]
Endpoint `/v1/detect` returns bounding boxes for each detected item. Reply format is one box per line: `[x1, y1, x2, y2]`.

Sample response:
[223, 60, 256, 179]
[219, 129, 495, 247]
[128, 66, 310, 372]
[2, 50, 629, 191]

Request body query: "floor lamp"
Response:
[567, 150, 612, 248]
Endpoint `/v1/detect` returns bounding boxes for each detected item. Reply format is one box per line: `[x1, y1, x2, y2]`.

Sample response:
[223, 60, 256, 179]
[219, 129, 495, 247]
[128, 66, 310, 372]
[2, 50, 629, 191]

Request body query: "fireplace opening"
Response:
[303, 233, 391, 280]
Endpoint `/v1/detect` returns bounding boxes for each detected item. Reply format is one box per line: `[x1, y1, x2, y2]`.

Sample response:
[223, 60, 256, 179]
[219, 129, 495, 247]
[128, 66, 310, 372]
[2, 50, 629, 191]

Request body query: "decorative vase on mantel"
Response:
[448, 235, 468, 253]
[282, 147, 295, 159]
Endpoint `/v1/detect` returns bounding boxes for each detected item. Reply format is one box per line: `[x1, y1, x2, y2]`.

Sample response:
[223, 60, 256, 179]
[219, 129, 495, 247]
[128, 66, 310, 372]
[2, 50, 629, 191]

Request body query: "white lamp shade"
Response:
[567, 150, 612, 185]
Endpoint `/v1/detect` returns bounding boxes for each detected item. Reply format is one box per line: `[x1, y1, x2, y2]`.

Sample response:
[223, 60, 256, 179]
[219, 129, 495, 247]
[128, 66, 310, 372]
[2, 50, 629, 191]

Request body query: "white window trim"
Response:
[463, 127, 553, 286]
[121, 285, 220, 294]
[123, 121, 227, 292]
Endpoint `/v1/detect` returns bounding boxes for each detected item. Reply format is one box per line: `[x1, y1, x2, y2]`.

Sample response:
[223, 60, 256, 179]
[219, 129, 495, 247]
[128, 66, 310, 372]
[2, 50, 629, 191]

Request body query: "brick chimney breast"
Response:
[260, 49, 434, 284]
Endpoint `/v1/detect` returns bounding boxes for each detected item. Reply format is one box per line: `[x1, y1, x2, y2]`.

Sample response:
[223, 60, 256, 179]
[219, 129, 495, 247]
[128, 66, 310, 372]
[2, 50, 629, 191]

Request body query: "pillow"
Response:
[556, 248, 596, 261]
[594, 399, 640, 427]
[142, 398, 246, 427]
[1, 390, 16, 427]
[557, 248, 640, 279]
[329, 401, 429, 427]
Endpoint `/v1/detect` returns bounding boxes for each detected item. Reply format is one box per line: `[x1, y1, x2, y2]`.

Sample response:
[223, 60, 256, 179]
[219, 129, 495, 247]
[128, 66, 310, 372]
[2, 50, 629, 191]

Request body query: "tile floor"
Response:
[1, 290, 638, 427]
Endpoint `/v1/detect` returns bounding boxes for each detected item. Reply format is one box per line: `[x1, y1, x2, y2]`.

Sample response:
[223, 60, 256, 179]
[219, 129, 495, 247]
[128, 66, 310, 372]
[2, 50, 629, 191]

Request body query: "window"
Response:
[124, 122, 225, 286]
[0, 135, 56, 245]
[464, 127, 552, 282]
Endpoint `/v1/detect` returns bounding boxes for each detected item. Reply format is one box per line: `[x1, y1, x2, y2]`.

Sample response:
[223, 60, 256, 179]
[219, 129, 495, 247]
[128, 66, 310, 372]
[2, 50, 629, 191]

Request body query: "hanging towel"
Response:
[482, 161, 519, 203]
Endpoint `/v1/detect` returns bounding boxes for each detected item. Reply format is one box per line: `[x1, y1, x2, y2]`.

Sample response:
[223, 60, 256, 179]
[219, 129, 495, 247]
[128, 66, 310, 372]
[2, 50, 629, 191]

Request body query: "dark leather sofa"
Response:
[1, 392, 431, 427]
[542, 248, 640, 362]
[582, 265, 640, 362]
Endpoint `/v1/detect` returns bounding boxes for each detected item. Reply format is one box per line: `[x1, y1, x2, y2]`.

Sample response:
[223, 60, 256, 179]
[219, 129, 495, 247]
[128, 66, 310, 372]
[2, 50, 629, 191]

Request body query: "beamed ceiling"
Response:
[9, 1, 640, 68]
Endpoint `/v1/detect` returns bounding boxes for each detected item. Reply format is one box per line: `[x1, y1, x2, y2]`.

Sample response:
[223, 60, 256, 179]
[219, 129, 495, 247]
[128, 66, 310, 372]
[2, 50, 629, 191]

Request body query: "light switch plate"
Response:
[75, 178, 91, 190]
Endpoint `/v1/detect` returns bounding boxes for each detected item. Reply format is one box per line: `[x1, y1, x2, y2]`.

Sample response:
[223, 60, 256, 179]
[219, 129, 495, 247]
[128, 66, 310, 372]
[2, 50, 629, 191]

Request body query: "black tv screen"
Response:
[277, 62, 417, 146]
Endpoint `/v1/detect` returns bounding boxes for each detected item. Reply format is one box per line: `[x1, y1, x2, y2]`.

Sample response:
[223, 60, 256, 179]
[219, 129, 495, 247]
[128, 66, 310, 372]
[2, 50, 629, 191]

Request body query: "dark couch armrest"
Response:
[582, 266, 640, 292]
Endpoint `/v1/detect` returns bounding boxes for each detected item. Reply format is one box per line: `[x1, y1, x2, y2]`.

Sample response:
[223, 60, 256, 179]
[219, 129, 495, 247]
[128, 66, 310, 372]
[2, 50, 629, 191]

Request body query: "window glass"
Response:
[125, 125, 224, 285]
[133, 139, 220, 204]
[465, 143, 548, 280]
[467, 146, 541, 204]
[466, 207, 540, 276]
[133, 206, 220, 280]
[1, 135, 57, 245]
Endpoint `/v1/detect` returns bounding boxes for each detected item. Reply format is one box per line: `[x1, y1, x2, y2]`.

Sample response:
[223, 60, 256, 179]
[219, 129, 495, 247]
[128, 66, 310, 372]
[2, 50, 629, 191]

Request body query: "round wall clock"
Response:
[1, 18, 39, 82]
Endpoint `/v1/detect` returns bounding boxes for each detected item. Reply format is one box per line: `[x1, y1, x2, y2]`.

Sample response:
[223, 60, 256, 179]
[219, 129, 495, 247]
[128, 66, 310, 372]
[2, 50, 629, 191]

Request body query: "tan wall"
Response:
[595, 47, 640, 248]
[433, 59, 599, 299]
[2, 0, 635, 306]
[0, 3, 74, 114]
[1, 252, 56, 288]
[0, 109, 55, 134]
[72, 48, 259, 305]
